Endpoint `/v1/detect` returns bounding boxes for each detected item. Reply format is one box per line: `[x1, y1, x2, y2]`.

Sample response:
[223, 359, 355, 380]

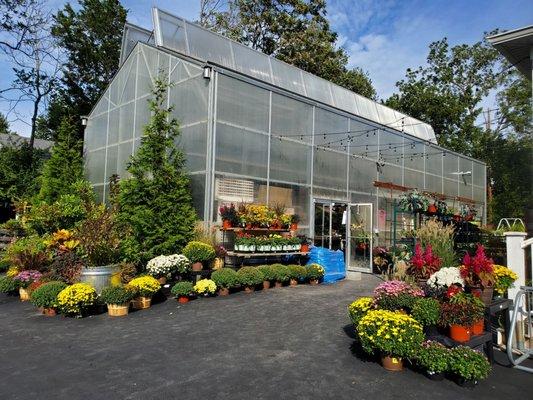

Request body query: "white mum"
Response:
[427, 267, 464, 288]
[146, 254, 190, 277]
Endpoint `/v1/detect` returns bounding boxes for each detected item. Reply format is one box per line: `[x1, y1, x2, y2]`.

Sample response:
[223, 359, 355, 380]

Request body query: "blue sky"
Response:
[1, 0, 531, 136]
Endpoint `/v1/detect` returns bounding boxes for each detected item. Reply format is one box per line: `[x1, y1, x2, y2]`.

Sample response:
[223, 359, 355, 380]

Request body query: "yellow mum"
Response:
[57, 283, 97, 315]
[194, 279, 217, 295]
[127, 276, 161, 297]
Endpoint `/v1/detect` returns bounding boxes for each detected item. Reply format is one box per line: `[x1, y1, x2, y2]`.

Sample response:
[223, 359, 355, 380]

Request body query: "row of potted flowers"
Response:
[234, 235, 305, 252]
[219, 203, 300, 231]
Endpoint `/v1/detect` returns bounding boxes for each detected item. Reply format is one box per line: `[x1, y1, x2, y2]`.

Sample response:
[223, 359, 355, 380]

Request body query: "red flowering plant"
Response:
[409, 243, 442, 279]
[460, 245, 495, 288]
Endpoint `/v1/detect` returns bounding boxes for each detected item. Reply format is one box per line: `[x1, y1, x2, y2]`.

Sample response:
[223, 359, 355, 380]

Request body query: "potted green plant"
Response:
[182, 241, 216, 271]
[448, 346, 491, 387]
[271, 264, 290, 288]
[29, 281, 68, 316]
[211, 268, 240, 296]
[257, 265, 275, 289]
[416, 341, 450, 380]
[0, 276, 19, 295]
[287, 265, 307, 286]
[100, 286, 136, 317]
[398, 190, 429, 213]
[306, 263, 325, 285]
[440, 293, 484, 342]
[219, 203, 238, 229]
[146, 254, 190, 284]
[171, 281, 195, 303]
[299, 236, 310, 253]
[237, 266, 263, 293]
[357, 309, 425, 371]
[127, 276, 161, 309]
[411, 298, 441, 329]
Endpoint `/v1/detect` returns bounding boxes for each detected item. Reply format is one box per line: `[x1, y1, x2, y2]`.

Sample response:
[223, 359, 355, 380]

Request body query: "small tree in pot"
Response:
[171, 281, 195, 303]
[287, 265, 307, 287]
[237, 266, 263, 293]
[100, 286, 136, 317]
[211, 268, 240, 296]
[182, 241, 215, 271]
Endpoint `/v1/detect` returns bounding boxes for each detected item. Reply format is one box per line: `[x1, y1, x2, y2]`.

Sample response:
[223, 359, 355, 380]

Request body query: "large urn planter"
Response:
[132, 296, 152, 310]
[449, 324, 471, 342]
[107, 303, 129, 317]
[79, 265, 120, 294]
[381, 355, 404, 371]
[19, 287, 30, 301]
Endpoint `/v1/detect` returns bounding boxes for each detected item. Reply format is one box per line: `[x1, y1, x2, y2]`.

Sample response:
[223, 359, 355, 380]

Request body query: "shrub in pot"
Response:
[13, 270, 43, 301]
[415, 341, 450, 380]
[237, 266, 263, 293]
[182, 241, 216, 271]
[357, 309, 424, 371]
[257, 265, 275, 289]
[30, 281, 68, 315]
[211, 268, 240, 295]
[193, 279, 217, 297]
[448, 346, 491, 387]
[348, 297, 374, 328]
[287, 265, 307, 286]
[127, 276, 161, 309]
[57, 282, 98, 317]
[100, 286, 136, 317]
[411, 297, 441, 328]
[306, 263, 324, 285]
[0, 276, 19, 295]
[373, 280, 424, 312]
[171, 281, 195, 303]
[271, 264, 290, 287]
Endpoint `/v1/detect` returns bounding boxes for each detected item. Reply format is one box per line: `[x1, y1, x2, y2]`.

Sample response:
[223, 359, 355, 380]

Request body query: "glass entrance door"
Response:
[313, 200, 347, 252]
[347, 203, 373, 272]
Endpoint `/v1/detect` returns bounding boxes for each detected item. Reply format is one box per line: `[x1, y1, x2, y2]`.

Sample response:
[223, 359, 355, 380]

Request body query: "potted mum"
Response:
[271, 264, 290, 288]
[182, 241, 216, 271]
[373, 280, 424, 312]
[30, 281, 68, 316]
[13, 270, 43, 301]
[194, 278, 217, 297]
[358, 309, 425, 371]
[211, 268, 240, 296]
[100, 286, 136, 317]
[416, 341, 450, 380]
[237, 266, 263, 293]
[171, 281, 195, 303]
[146, 254, 190, 284]
[257, 265, 275, 289]
[427, 266, 464, 292]
[287, 265, 307, 286]
[448, 346, 491, 387]
[460, 244, 495, 305]
[127, 276, 161, 310]
[411, 297, 441, 331]
[493, 264, 518, 298]
[348, 297, 374, 328]
[306, 263, 325, 285]
[57, 282, 98, 317]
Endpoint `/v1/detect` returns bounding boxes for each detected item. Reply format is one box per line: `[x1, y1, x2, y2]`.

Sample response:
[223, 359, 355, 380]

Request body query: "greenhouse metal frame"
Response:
[83, 8, 487, 273]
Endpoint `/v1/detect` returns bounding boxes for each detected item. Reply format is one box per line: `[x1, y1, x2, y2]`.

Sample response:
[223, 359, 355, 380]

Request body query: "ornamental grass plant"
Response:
[416, 219, 456, 268]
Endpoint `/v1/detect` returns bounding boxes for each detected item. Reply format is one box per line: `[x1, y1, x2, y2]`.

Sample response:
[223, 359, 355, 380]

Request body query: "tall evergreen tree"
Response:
[116, 78, 197, 264]
[38, 117, 84, 204]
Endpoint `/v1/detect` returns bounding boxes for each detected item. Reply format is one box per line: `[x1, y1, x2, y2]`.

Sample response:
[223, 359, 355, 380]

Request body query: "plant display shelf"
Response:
[225, 251, 309, 267]
[220, 227, 291, 232]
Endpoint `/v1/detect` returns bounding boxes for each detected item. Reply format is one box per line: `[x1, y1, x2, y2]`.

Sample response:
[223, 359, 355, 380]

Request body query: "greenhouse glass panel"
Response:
[473, 161, 485, 187]
[213, 175, 268, 221]
[269, 138, 311, 185]
[118, 102, 135, 142]
[473, 186, 485, 203]
[443, 178, 458, 197]
[354, 95, 379, 123]
[134, 97, 151, 140]
[443, 153, 459, 178]
[268, 182, 310, 229]
[105, 144, 119, 182]
[379, 130, 403, 167]
[190, 173, 206, 220]
[271, 93, 313, 143]
[137, 49, 154, 97]
[349, 156, 376, 194]
[85, 150, 106, 185]
[177, 123, 207, 173]
[404, 169, 424, 189]
[85, 113, 108, 151]
[270, 58, 306, 95]
[425, 173, 442, 193]
[107, 107, 119, 145]
[331, 85, 358, 115]
[169, 76, 209, 126]
[231, 43, 272, 83]
[403, 140, 424, 171]
[314, 108, 349, 147]
[155, 10, 188, 54]
[313, 187, 348, 201]
[426, 145, 443, 175]
[313, 149, 347, 190]
[117, 141, 133, 179]
[378, 162, 402, 185]
[120, 23, 154, 66]
[350, 119, 378, 159]
[302, 73, 333, 105]
[186, 23, 234, 68]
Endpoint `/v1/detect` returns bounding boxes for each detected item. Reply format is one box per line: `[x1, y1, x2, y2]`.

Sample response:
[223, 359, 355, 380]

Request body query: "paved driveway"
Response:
[0, 275, 531, 400]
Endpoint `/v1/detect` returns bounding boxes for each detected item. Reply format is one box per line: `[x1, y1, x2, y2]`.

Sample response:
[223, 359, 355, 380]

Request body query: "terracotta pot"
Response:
[449, 324, 471, 342]
[274, 281, 283, 288]
[289, 278, 298, 287]
[427, 204, 437, 214]
[157, 276, 167, 285]
[107, 303, 129, 317]
[132, 296, 151, 310]
[290, 223, 298, 231]
[300, 244, 309, 253]
[19, 287, 30, 301]
[471, 319, 484, 335]
[192, 262, 203, 271]
[177, 296, 189, 303]
[222, 219, 232, 229]
[469, 286, 493, 306]
[218, 288, 230, 296]
[381, 355, 404, 371]
[263, 280, 271, 290]
[42, 308, 57, 316]
[309, 279, 319, 286]
[244, 286, 255, 293]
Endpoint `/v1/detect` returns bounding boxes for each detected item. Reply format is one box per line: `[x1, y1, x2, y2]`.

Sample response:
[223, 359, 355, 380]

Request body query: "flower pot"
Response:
[300, 244, 309, 253]
[79, 265, 120, 294]
[309, 279, 319, 286]
[19, 287, 30, 301]
[132, 296, 151, 310]
[449, 324, 471, 342]
[42, 308, 57, 316]
[263, 280, 271, 290]
[244, 286, 255, 293]
[274, 281, 283, 288]
[426, 371, 445, 381]
[218, 288, 230, 296]
[290, 223, 298, 231]
[471, 319, 484, 335]
[157, 276, 167, 285]
[192, 262, 203, 272]
[455, 377, 478, 388]
[469, 286, 493, 306]
[177, 296, 189, 303]
[427, 204, 437, 214]
[107, 303, 129, 317]
[222, 219, 232, 229]
[289, 278, 298, 287]
[381, 355, 404, 371]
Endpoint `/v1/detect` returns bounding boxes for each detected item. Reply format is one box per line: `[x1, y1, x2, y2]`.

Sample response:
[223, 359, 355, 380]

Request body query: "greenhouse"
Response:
[83, 8, 486, 273]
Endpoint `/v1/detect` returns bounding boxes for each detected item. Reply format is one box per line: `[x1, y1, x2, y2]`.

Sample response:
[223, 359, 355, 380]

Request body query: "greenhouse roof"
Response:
[120, 8, 437, 144]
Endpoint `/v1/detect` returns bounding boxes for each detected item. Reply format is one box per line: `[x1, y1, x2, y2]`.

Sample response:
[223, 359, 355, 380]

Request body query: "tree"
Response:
[0, 112, 11, 134]
[203, 0, 376, 99]
[51, 0, 127, 137]
[37, 117, 84, 204]
[0, 0, 45, 53]
[116, 78, 197, 264]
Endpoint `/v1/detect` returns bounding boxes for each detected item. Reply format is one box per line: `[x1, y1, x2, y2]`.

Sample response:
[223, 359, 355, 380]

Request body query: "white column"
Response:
[504, 232, 527, 301]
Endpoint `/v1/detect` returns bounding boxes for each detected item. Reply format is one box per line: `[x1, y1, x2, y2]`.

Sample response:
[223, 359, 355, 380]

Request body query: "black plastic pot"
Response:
[426, 371, 445, 381]
[455, 376, 478, 388]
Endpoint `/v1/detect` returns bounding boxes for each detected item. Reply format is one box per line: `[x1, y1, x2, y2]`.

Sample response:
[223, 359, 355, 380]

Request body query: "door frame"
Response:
[312, 198, 348, 250]
[346, 202, 373, 272]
